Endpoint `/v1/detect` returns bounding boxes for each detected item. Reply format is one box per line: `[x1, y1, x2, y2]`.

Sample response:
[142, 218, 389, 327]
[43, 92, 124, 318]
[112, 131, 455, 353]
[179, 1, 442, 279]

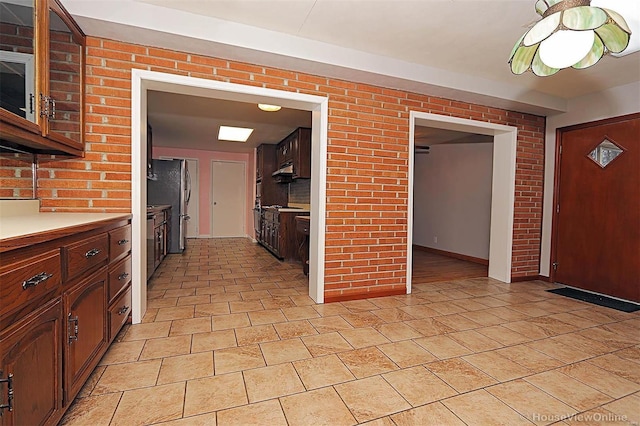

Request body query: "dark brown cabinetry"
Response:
[256, 144, 286, 207]
[0, 0, 85, 156]
[0, 216, 131, 425]
[276, 127, 311, 179]
[260, 209, 309, 261]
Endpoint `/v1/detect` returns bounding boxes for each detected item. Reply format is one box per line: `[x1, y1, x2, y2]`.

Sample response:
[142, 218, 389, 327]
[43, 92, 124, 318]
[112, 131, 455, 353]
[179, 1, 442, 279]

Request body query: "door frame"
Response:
[407, 112, 518, 293]
[131, 69, 328, 323]
[159, 156, 199, 238]
[549, 112, 640, 284]
[210, 159, 246, 238]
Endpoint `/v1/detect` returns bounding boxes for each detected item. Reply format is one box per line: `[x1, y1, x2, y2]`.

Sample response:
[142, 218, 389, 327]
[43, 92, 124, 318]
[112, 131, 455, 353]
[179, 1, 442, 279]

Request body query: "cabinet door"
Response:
[64, 268, 108, 404]
[43, 0, 84, 149]
[256, 145, 263, 181]
[0, 298, 63, 426]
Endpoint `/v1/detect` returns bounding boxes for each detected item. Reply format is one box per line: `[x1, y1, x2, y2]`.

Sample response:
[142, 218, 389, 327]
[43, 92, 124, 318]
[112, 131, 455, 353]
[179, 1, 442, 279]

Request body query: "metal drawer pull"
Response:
[118, 305, 130, 315]
[85, 248, 101, 258]
[0, 372, 13, 413]
[117, 239, 129, 245]
[22, 272, 53, 290]
[118, 272, 130, 281]
[68, 314, 79, 343]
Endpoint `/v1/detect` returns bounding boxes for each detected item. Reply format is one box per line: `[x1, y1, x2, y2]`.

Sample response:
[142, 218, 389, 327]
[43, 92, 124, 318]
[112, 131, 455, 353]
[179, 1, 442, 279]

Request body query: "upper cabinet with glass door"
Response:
[0, 0, 85, 156]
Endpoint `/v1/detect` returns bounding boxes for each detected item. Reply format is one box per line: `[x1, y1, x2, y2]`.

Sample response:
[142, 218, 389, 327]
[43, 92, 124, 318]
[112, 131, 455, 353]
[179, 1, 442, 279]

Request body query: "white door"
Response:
[211, 160, 246, 237]
[160, 156, 199, 237]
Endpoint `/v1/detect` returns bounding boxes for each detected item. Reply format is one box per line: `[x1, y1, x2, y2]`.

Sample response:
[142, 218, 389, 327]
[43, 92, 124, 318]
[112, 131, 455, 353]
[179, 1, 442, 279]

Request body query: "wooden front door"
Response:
[553, 114, 639, 302]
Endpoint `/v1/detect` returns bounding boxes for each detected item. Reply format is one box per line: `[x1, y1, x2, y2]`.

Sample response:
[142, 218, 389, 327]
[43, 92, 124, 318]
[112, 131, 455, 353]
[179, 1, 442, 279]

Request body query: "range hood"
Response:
[272, 163, 293, 177]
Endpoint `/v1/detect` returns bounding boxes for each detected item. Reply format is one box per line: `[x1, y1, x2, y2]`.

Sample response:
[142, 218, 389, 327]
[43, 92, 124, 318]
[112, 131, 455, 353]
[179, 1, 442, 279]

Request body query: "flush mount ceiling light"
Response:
[509, 0, 632, 76]
[258, 104, 281, 112]
[218, 126, 254, 142]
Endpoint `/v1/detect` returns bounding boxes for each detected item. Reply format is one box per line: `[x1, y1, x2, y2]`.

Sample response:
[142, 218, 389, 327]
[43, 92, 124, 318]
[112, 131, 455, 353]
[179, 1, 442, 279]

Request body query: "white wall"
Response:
[413, 142, 493, 260]
[540, 81, 640, 277]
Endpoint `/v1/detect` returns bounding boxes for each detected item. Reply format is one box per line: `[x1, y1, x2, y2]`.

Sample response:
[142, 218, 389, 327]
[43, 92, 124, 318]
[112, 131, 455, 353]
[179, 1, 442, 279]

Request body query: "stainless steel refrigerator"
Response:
[148, 159, 191, 253]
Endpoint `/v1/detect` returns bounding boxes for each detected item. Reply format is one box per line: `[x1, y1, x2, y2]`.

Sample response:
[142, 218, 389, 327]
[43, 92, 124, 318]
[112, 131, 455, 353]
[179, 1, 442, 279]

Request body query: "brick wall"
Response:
[0, 153, 35, 198]
[35, 37, 545, 300]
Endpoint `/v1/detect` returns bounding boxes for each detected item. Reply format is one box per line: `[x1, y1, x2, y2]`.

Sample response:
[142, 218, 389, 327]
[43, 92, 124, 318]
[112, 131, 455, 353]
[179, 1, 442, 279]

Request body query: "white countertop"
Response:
[0, 212, 131, 241]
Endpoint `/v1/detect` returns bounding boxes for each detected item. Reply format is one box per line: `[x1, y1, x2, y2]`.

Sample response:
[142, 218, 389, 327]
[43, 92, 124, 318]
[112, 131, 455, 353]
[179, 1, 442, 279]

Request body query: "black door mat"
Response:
[547, 287, 640, 313]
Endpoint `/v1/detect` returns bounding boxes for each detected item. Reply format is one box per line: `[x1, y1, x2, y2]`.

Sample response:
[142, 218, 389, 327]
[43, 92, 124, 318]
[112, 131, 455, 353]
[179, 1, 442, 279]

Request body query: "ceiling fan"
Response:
[414, 145, 430, 154]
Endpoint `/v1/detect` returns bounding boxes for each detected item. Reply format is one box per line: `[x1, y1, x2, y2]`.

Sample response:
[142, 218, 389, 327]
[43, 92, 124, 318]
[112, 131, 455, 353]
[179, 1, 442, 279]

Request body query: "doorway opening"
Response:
[131, 70, 329, 323]
[407, 112, 518, 293]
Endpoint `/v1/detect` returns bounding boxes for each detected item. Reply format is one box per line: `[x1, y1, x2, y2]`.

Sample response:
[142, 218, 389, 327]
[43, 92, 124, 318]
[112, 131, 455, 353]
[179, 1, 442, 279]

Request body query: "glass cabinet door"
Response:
[47, 2, 83, 144]
[0, 0, 37, 123]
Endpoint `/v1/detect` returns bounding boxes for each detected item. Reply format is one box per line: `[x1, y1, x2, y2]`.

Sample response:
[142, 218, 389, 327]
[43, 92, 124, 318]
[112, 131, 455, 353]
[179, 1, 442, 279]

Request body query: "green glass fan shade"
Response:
[509, 0, 632, 76]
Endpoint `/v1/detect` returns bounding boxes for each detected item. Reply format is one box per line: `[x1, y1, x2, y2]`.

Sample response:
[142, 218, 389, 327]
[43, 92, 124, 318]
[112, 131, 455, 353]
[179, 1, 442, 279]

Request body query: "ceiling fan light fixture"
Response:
[509, 0, 631, 76]
[258, 103, 281, 112]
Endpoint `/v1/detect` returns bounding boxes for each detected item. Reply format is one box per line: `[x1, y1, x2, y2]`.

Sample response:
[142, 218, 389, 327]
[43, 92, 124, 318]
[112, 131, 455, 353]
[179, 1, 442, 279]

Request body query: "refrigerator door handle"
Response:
[181, 214, 191, 220]
[186, 168, 192, 204]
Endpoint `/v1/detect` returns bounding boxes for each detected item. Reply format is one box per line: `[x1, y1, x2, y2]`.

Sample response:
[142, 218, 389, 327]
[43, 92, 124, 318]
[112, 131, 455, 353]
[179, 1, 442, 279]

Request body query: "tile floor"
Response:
[62, 238, 640, 426]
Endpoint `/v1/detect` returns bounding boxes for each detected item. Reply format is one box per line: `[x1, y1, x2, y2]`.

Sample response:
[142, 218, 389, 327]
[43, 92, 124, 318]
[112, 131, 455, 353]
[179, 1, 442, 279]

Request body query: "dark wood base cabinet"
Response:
[258, 210, 309, 261]
[0, 216, 131, 425]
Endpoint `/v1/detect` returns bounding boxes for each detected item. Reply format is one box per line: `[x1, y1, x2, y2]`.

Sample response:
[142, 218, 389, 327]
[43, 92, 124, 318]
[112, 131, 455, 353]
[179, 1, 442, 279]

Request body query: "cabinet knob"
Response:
[117, 239, 129, 245]
[85, 248, 101, 258]
[118, 306, 130, 315]
[22, 272, 53, 290]
[118, 272, 130, 281]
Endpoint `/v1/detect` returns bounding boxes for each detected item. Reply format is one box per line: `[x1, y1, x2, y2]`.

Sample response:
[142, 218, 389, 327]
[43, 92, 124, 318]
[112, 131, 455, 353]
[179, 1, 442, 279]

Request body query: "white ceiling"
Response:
[61, 0, 640, 152]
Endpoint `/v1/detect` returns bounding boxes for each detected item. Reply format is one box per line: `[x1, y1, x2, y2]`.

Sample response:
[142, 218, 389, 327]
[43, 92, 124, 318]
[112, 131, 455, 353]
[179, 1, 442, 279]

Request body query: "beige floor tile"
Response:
[214, 344, 266, 375]
[148, 297, 179, 309]
[341, 311, 387, 328]
[433, 314, 482, 331]
[502, 320, 550, 340]
[293, 354, 355, 390]
[312, 302, 351, 317]
[184, 372, 248, 416]
[549, 332, 611, 357]
[157, 352, 214, 384]
[486, 306, 532, 321]
[235, 324, 280, 346]
[358, 417, 396, 426]
[169, 317, 212, 336]
[60, 392, 121, 426]
[495, 344, 563, 373]
[212, 312, 251, 331]
[374, 322, 423, 342]
[527, 316, 579, 336]
[281, 386, 357, 426]
[383, 366, 457, 406]
[308, 316, 353, 333]
[615, 346, 640, 365]
[601, 393, 640, 425]
[229, 300, 264, 313]
[192, 329, 237, 352]
[155, 305, 195, 322]
[525, 370, 612, 411]
[338, 347, 398, 378]
[273, 319, 318, 339]
[377, 340, 437, 368]
[414, 335, 472, 359]
[426, 358, 498, 393]
[260, 338, 312, 365]
[241, 290, 272, 300]
[260, 296, 296, 310]
[588, 354, 640, 383]
[209, 292, 242, 302]
[369, 296, 406, 309]
[525, 338, 591, 364]
[177, 295, 211, 306]
[463, 351, 531, 382]
[391, 402, 466, 426]
[398, 304, 441, 319]
[449, 329, 503, 352]
[404, 318, 456, 336]
[93, 359, 161, 394]
[282, 305, 321, 321]
[243, 363, 305, 403]
[217, 399, 287, 426]
[139, 335, 192, 360]
[302, 331, 353, 356]
[123, 321, 171, 341]
[156, 412, 218, 426]
[341, 299, 379, 312]
[77, 365, 106, 397]
[111, 382, 185, 426]
[195, 302, 231, 317]
[372, 308, 416, 323]
[290, 294, 316, 306]
[339, 327, 391, 349]
[98, 340, 144, 365]
[163, 288, 196, 298]
[563, 407, 629, 426]
[486, 379, 577, 425]
[459, 310, 506, 326]
[559, 362, 640, 398]
[335, 375, 411, 423]
[248, 309, 287, 326]
[442, 389, 533, 426]
[575, 327, 637, 351]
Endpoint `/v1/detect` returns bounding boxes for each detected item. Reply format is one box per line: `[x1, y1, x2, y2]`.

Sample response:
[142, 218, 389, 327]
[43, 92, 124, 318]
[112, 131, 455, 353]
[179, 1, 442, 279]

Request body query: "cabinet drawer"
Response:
[108, 255, 131, 304]
[64, 234, 109, 282]
[109, 224, 132, 263]
[109, 285, 131, 341]
[0, 249, 62, 319]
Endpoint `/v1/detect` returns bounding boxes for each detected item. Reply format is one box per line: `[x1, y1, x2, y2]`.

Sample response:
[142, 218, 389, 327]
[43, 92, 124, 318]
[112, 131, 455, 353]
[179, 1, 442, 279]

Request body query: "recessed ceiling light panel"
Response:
[258, 104, 281, 112]
[218, 126, 254, 142]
